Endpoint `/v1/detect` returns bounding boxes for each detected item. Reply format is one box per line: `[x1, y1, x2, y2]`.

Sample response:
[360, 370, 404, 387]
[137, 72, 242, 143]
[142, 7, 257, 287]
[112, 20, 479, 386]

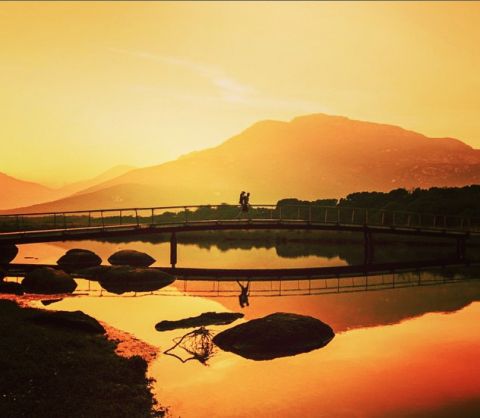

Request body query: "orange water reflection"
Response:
[13, 241, 346, 269]
[12, 242, 480, 417]
[42, 286, 480, 418]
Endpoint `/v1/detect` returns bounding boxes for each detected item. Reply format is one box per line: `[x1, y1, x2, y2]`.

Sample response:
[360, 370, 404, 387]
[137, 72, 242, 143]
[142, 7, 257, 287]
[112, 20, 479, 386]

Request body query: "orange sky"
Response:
[1, 1, 480, 186]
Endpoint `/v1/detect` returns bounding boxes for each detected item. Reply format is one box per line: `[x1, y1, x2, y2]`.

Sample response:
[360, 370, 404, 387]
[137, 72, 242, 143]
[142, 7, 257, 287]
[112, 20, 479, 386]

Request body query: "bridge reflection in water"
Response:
[63, 261, 479, 299]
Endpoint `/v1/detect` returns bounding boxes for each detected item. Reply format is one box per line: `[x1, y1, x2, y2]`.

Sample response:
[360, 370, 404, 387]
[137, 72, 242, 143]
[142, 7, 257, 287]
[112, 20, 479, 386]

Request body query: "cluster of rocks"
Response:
[1, 246, 173, 296]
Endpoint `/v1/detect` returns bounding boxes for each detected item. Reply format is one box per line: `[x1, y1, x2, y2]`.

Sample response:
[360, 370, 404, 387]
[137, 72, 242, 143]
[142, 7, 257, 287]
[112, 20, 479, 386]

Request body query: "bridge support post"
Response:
[170, 232, 177, 269]
[363, 227, 374, 265]
[456, 236, 467, 261]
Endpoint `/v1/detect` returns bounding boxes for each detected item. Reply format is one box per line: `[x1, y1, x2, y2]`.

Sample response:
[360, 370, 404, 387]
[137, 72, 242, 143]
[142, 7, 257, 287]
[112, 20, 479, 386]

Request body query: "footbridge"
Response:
[1, 204, 478, 265]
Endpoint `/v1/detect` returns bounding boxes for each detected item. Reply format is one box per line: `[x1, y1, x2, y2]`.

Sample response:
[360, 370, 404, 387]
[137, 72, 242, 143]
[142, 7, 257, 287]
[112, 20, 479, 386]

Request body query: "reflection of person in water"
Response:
[237, 280, 250, 308]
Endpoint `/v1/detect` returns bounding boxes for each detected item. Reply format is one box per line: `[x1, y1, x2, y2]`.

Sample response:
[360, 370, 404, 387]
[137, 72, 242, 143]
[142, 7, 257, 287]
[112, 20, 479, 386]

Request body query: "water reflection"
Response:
[29, 276, 480, 418]
[13, 230, 477, 269]
[164, 327, 216, 365]
[5, 236, 480, 417]
[237, 281, 250, 308]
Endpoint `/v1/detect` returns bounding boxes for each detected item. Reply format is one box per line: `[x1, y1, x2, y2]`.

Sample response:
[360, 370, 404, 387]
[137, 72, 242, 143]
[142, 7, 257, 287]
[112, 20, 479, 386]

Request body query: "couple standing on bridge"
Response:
[239, 191, 251, 213]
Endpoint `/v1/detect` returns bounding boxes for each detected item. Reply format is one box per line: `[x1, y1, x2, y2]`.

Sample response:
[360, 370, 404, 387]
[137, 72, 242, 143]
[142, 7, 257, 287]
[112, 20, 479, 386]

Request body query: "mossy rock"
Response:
[77, 265, 111, 281]
[213, 312, 335, 360]
[57, 249, 102, 271]
[99, 266, 174, 295]
[23, 267, 77, 294]
[108, 250, 156, 267]
[31, 310, 105, 334]
[0, 245, 18, 264]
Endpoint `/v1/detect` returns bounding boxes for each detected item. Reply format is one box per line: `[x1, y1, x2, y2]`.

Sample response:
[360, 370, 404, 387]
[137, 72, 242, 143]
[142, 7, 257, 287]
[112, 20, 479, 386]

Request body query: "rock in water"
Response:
[0, 245, 18, 264]
[99, 266, 174, 294]
[107, 250, 156, 267]
[155, 312, 244, 331]
[31, 310, 105, 334]
[213, 312, 335, 360]
[22, 267, 77, 294]
[77, 265, 111, 281]
[57, 249, 102, 271]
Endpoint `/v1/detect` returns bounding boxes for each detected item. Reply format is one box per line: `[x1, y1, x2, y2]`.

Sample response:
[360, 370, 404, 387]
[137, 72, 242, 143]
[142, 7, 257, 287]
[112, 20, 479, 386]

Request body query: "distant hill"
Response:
[0, 165, 134, 211]
[55, 165, 135, 197]
[4, 113, 480, 213]
[0, 172, 57, 210]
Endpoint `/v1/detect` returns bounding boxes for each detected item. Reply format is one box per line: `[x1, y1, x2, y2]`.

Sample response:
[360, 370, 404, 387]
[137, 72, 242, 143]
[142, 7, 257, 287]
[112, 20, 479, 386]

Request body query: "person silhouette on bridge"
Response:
[239, 191, 245, 206]
[237, 191, 249, 218]
[237, 280, 250, 308]
[241, 192, 250, 214]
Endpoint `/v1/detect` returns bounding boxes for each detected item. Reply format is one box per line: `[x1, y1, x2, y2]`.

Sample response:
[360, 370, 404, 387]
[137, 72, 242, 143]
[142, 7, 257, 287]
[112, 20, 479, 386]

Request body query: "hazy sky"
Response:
[1, 2, 479, 186]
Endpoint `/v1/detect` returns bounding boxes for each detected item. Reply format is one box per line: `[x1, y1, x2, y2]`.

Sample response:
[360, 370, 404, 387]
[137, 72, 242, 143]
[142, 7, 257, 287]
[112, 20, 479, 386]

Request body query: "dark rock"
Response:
[31, 310, 105, 334]
[0, 281, 24, 295]
[57, 249, 102, 271]
[0, 267, 5, 281]
[77, 265, 111, 281]
[23, 267, 77, 294]
[41, 298, 63, 306]
[108, 250, 156, 267]
[0, 245, 18, 264]
[155, 311, 244, 331]
[213, 312, 335, 360]
[99, 266, 174, 295]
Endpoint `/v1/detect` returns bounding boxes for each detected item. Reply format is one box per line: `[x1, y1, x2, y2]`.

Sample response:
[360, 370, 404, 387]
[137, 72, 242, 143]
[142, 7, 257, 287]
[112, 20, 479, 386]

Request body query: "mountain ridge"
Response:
[3, 113, 480, 214]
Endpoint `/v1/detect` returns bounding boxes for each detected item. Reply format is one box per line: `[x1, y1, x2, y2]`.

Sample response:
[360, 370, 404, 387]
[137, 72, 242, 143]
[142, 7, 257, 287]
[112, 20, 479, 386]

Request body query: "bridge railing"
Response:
[0, 204, 478, 234]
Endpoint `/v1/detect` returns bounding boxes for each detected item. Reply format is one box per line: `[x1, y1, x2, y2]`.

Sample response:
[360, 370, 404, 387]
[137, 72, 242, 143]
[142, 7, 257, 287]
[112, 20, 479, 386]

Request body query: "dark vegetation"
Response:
[0, 300, 161, 418]
[337, 185, 480, 217]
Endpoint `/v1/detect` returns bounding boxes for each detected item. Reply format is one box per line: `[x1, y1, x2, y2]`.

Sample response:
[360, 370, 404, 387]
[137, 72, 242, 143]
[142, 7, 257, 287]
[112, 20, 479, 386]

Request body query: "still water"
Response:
[10, 236, 480, 417]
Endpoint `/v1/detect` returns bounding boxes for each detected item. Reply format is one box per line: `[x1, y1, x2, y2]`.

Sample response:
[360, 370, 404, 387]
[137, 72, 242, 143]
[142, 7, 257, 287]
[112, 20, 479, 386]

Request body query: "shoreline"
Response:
[0, 296, 164, 418]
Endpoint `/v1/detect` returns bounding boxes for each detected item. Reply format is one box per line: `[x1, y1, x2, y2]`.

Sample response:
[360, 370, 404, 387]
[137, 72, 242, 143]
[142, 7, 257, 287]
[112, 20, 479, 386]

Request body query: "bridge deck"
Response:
[0, 218, 475, 245]
[5, 258, 473, 281]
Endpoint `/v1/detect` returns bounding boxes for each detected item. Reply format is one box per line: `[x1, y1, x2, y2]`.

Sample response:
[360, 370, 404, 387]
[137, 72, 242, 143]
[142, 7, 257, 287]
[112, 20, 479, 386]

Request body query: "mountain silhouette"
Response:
[0, 172, 57, 210]
[0, 165, 134, 211]
[4, 113, 480, 213]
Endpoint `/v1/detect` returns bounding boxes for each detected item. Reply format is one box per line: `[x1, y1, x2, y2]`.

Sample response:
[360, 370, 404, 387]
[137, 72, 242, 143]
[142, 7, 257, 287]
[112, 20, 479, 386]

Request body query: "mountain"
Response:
[0, 172, 57, 210]
[0, 165, 135, 211]
[55, 165, 135, 197]
[4, 113, 480, 213]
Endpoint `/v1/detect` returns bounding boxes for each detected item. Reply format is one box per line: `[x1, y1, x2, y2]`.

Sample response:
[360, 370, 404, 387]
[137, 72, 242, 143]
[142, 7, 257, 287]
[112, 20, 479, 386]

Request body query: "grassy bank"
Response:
[0, 300, 161, 418]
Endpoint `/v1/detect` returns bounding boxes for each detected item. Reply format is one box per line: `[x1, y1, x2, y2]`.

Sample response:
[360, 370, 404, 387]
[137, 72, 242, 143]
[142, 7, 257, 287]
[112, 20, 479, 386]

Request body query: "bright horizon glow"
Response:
[1, 2, 480, 186]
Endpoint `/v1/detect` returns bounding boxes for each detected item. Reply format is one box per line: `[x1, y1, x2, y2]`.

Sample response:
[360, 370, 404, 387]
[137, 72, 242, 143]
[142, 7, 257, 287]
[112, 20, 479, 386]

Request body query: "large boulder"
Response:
[0, 245, 18, 264]
[31, 310, 105, 334]
[107, 250, 156, 267]
[22, 267, 77, 294]
[77, 265, 111, 281]
[99, 266, 174, 295]
[57, 249, 102, 271]
[156, 312, 244, 331]
[213, 312, 335, 361]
